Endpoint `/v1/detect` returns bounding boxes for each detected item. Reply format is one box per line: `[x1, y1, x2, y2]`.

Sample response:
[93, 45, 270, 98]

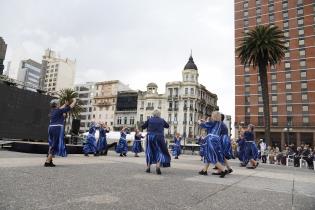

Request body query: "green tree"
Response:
[57, 88, 83, 133]
[236, 25, 287, 145]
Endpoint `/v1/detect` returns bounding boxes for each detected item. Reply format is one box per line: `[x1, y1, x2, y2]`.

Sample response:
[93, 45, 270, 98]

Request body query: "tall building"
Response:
[17, 59, 42, 91]
[0, 37, 7, 75]
[92, 80, 131, 130]
[42, 49, 76, 95]
[235, 0, 315, 148]
[165, 55, 219, 138]
[75, 82, 97, 132]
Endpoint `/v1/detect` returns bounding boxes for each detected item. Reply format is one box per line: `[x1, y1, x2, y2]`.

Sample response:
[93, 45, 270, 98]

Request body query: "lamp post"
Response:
[283, 126, 293, 146]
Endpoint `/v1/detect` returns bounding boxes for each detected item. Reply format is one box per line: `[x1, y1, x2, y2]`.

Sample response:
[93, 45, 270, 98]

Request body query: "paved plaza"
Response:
[0, 150, 314, 210]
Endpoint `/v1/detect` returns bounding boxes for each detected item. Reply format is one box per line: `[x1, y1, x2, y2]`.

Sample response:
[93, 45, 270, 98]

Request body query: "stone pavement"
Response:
[0, 150, 314, 210]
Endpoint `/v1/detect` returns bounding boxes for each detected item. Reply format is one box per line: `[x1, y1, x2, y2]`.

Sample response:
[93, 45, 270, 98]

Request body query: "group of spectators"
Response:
[258, 140, 314, 169]
[231, 140, 314, 170]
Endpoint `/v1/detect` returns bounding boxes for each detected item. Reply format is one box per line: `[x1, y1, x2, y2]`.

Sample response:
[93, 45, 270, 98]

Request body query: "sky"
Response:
[1, 0, 235, 128]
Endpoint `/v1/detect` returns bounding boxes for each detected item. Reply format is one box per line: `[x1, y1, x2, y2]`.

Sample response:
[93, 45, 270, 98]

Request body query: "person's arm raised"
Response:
[70, 98, 77, 108]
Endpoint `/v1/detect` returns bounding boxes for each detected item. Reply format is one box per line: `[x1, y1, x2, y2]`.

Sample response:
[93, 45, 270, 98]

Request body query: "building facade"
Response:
[165, 55, 219, 138]
[42, 49, 76, 95]
[92, 80, 131, 130]
[17, 59, 42, 91]
[235, 0, 315, 148]
[114, 90, 138, 130]
[75, 82, 97, 132]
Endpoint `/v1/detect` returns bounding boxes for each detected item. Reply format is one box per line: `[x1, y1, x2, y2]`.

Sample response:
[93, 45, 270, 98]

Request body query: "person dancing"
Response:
[132, 129, 144, 157]
[83, 122, 98, 157]
[116, 127, 129, 157]
[244, 124, 259, 169]
[142, 110, 171, 175]
[171, 132, 182, 159]
[219, 114, 233, 174]
[44, 98, 76, 167]
[198, 111, 227, 178]
[97, 122, 110, 156]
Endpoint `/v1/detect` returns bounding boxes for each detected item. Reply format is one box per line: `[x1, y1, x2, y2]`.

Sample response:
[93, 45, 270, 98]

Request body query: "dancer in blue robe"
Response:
[172, 133, 182, 159]
[97, 122, 110, 155]
[198, 134, 206, 161]
[132, 129, 144, 157]
[44, 98, 77, 167]
[244, 124, 259, 169]
[142, 110, 171, 175]
[198, 111, 228, 178]
[83, 123, 98, 156]
[116, 127, 129, 157]
[220, 114, 233, 174]
[237, 135, 247, 166]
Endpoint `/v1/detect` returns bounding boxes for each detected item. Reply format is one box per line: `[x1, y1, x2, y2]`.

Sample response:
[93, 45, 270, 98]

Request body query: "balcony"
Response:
[168, 108, 173, 111]
[183, 106, 188, 111]
[146, 106, 154, 110]
[183, 121, 187, 124]
[94, 101, 111, 106]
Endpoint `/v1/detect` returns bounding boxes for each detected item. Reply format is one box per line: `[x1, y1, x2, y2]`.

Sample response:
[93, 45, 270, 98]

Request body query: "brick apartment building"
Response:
[234, 0, 315, 148]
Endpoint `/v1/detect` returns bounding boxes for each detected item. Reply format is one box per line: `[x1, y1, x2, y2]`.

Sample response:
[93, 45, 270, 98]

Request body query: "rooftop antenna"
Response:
[190, 49, 192, 57]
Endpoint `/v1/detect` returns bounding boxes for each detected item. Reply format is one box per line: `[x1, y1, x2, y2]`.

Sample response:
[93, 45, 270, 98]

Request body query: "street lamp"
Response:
[283, 127, 293, 146]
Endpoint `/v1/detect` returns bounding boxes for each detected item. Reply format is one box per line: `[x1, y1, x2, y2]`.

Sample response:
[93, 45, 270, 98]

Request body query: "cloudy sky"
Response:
[1, 0, 235, 122]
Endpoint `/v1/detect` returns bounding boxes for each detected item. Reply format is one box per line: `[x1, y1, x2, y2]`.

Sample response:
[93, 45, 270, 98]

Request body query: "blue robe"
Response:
[200, 121, 224, 164]
[48, 106, 70, 157]
[171, 137, 181, 157]
[220, 123, 233, 159]
[142, 117, 171, 167]
[83, 125, 97, 154]
[244, 131, 258, 161]
[97, 127, 108, 153]
[132, 133, 144, 153]
[116, 131, 128, 154]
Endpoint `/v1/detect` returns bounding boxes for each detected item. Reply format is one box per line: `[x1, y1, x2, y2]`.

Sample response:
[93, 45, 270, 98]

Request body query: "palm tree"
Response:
[236, 25, 287, 145]
[57, 88, 83, 134]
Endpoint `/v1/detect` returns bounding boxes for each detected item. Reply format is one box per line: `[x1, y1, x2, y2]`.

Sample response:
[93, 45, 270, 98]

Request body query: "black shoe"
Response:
[156, 168, 161, 175]
[213, 166, 218, 170]
[254, 162, 259, 169]
[175, 157, 179, 159]
[220, 170, 228, 178]
[135, 154, 139, 157]
[228, 168, 233, 174]
[212, 172, 221, 175]
[84, 153, 89, 157]
[123, 153, 127, 157]
[120, 154, 123, 157]
[44, 162, 55, 167]
[94, 153, 99, 156]
[145, 168, 151, 173]
[198, 170, 208, 175]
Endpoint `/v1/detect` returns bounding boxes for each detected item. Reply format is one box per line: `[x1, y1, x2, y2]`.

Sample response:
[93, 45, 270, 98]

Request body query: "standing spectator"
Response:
[259, 139, 267, 162]
[268, 146, 275, 164]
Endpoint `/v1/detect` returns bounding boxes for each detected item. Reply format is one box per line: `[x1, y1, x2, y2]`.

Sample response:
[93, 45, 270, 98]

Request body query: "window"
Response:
[271, 74, 276, 80]
[258, 96, 262, 103]
[286, 83, 292, 90]
[168, 114, 171, 122]
[302, 105, 308, 112]
[140, 114, 143, 122]
[268, 6, 274, 11]
[244, 2, 248, 8]
[284, 42, 290, 47]
[244, 11, 248, 16]
[130, 117, 135, 125]
[300, 60, 306, 67]
[269, 15, 274, 21]
[124, 117, 127, 124]
[245, 86, 250, 93]
[117, 117, 121, 125]
[285, 72, 291, 79]
[244, 20, 249, 26]
[286, 94, 292, 101]
[297, 0, 303, 4]
[299, 39, 304, 46]
[257, 18, 261, 23]
[301, 82, 307, 89]
[272, 106, 277, 112]
[190, 88, 194, 95]
[285, 62, 290, 68]
[298, 19, 304, 25]
[287, 106, 292, 112]
[244, 66, 250, 72]
[245, 96, 250, 103]
[258, 107, 263, 113]
[245, 76, 250, 83]
[283, 21, 289, 28]
[189, 113, 193, 121]
[299, 50, 305, 56]
[283, 12, 288, 18]
[301, 94, 308, 100]
[297, 9, 303, 15]
[298, 30, 304, 35]
[185, 88, 188, 94]
[272, 117, 278, 124]
[282, 2, 288, 8]
[271, 84, 277, 91]
[258, 85, 262, 92]
[246, 107, 250, 113]
[300, 71, 306, 78]
[303, 117, 309, 124]
[284, 32, 289, 38]
[256, 8, 261, 14]
[271, 95, 277, 102]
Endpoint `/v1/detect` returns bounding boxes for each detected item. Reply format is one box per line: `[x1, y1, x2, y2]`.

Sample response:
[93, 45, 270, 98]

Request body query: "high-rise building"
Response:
[17, 59, 42, 91]
[42, 49, 76, 95]
[0, 37, 7, 75]
[235, 0, 315, 148]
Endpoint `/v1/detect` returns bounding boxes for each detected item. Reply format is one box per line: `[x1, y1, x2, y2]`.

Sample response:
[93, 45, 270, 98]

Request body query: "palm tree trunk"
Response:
[258, 62, 271, 146]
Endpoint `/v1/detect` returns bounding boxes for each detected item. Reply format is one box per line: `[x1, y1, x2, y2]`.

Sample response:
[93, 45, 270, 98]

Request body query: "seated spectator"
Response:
[294, 147, 303, 167]
[301, 145, 314, 169]
[268, 146, 276, 164]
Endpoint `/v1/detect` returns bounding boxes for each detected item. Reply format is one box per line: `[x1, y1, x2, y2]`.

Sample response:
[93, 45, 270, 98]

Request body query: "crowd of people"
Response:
[45, 98, 314, 176]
